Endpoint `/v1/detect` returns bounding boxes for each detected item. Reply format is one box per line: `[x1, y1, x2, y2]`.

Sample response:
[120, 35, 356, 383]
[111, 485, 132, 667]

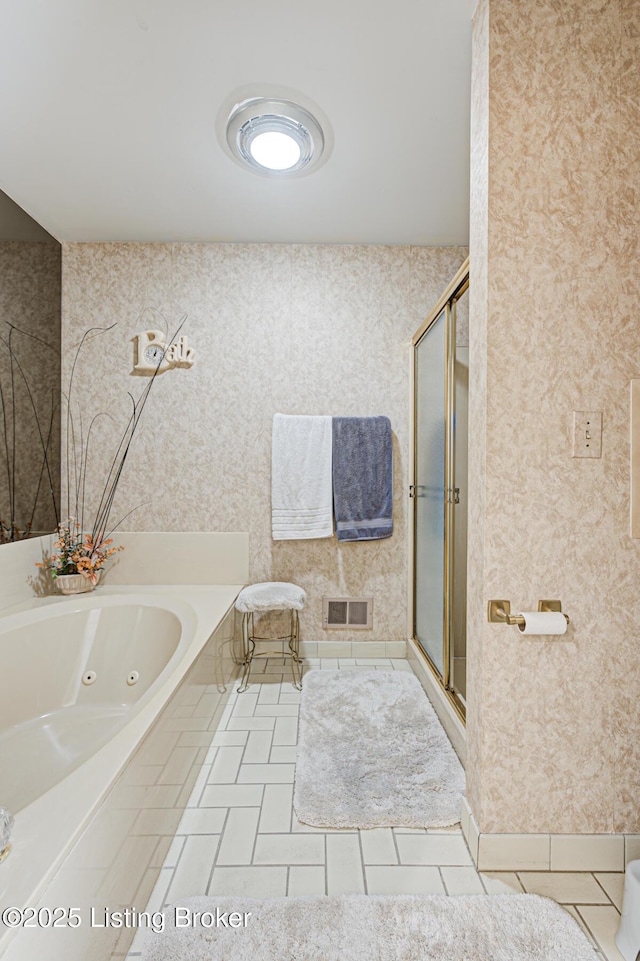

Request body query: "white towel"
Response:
[272, 414, 333, 540]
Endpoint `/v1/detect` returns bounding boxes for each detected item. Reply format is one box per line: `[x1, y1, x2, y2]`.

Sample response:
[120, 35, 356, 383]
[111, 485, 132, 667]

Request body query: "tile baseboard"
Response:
[299, 640, 406, 659]
[461, 798, 639, 873]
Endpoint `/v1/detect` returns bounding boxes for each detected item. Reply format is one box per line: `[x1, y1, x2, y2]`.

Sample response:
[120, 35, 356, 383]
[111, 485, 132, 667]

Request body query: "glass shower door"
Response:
[450, 285, 469, 704]
[413, 307, 447, 675]
[412, 261, 469, 721]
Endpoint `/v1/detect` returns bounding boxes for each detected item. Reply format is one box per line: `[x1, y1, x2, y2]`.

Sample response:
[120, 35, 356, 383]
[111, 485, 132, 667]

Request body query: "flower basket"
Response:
[39, 519, 122, 593]
[55, 572, 101, 595]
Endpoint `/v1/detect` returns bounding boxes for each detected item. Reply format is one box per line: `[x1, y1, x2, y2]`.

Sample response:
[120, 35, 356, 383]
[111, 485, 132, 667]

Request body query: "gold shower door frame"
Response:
[410, 258, 469, 723]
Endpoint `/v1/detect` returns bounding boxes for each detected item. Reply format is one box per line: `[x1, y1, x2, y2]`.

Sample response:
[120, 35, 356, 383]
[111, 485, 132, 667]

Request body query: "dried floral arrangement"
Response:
[45, 518, 122, 584]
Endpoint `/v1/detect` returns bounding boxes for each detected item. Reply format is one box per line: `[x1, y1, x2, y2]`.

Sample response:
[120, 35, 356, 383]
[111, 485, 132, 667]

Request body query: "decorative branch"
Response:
[0, 325, 60, 541]
[2, 310, 186, 561]
[62, 311, 186, 553]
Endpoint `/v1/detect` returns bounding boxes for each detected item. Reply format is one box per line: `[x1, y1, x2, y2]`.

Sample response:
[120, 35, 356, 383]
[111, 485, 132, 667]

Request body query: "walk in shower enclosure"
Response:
[411, 259, 469, 720]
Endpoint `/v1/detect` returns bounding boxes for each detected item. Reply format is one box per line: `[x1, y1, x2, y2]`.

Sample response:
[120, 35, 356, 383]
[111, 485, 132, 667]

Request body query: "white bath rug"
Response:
[293, 670, 465, 828]
[140, 894, 599, 961]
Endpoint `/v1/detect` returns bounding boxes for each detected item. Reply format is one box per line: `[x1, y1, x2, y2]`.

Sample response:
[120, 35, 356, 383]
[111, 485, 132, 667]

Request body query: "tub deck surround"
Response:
[101, 533, 249, 587]
[0, 531, 250, 616]
[0, 534, 52, 615]
[0, 584, 243, 955]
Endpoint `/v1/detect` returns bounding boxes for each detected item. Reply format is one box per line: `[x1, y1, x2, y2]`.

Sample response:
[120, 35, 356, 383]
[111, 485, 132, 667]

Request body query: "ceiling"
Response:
[0, 0, 475, 246]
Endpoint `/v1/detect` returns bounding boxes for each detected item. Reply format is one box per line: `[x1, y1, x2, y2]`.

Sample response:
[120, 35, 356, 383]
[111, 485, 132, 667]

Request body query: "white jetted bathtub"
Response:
[1, 597, 190, 814]
[0, 585, 241, 956]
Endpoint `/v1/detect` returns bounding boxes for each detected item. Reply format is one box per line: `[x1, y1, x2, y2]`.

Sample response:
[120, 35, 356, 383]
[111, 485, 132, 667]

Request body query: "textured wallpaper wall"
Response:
[61, 242, 467, 641]
[469, 0, 640, 834]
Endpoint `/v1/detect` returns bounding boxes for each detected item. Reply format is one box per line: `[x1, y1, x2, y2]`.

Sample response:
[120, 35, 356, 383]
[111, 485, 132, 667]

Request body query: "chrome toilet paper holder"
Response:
[488, 599, 570, 626]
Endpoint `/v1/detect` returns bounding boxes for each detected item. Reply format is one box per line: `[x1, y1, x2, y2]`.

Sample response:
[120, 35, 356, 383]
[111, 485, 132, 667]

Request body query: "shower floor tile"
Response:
[124, 657, 620, 961]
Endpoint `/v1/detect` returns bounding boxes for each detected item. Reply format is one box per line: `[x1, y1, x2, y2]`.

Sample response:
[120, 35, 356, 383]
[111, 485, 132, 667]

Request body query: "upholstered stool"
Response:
[235, 582, 306, 693]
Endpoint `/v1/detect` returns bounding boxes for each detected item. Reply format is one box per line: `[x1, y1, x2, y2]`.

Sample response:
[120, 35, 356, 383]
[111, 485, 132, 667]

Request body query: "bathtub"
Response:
[0, 585, 241, 958]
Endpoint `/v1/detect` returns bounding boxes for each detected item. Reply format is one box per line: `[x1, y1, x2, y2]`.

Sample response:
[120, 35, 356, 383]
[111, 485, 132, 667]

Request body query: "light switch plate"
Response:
[572, 411, 602, 458]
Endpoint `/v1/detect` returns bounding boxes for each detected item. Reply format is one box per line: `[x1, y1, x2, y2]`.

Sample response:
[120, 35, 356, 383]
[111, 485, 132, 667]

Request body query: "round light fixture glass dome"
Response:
[226, 98, 324, 176]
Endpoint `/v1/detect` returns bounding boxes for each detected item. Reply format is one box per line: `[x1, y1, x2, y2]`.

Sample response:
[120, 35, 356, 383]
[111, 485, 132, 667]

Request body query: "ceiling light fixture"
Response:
[226, 98, 324, 176]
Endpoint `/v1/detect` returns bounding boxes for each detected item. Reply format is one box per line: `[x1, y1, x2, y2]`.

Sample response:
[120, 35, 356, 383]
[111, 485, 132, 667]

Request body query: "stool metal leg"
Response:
[287, 609, 303, 691]
[236, 607, 304, 693]
[237, 611, 256, 693]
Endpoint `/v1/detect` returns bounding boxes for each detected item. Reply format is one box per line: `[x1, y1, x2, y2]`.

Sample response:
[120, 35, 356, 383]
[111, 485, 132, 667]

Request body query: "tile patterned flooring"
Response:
[124, 658, 625, 960]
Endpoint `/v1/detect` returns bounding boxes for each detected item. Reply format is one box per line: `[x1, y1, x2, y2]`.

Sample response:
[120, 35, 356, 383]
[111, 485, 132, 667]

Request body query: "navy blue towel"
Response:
[332, 416, 393, 542]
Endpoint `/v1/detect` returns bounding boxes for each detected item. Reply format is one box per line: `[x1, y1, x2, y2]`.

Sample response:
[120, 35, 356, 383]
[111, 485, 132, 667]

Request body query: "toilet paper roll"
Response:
[517, 611, 568, 635]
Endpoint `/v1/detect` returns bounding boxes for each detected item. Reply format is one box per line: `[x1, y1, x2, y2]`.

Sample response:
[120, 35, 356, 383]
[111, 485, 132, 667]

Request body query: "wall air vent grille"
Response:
[322, 596, 373, 630]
